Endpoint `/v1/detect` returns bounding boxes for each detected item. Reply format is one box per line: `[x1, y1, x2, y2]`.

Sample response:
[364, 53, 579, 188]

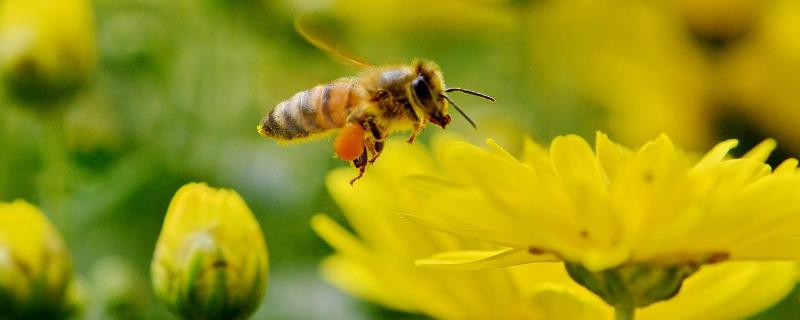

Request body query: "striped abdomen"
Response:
[258, 79, 357, 141]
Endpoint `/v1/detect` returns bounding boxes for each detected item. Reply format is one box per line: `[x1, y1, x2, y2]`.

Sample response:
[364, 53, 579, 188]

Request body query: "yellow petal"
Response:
[774, 158, 798, 175]
[326, 165, 438, 257]
[522, 135, 551, 172]
[742, 139, 776, 162]
[550, 134, 607, 194]
[485, 138, 518, 161]
[310, 214, 371, 261]
[400, 174, 463, 199]
[692, 139, 738, 171]
[638, 262, 798, 320]
[439, 141, 535, 188]
[400, 212, 527, 248]
[710, 175, 800, 258]
[529, 285, 611, 320]
[434, 142, 566, 246]
[595, 131, 629, 184]
[319, 255, 415, 313]
[416, 248, 557, 271]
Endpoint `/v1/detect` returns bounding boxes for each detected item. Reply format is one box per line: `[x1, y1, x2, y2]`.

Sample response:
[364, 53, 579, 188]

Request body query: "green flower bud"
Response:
[0, 200, 75, 319]
[152, 183, 269, 320]
[0, 0, 97, 104]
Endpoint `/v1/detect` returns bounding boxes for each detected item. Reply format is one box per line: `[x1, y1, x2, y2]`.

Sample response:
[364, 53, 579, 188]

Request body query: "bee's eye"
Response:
[411, 74, 433, 106]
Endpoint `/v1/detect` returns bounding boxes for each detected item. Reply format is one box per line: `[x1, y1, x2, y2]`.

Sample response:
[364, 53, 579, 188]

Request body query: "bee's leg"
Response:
[350, 147, 368, 185]
[406, 132, 417, 144]
[406, 124, 422, 144]
[369, 141, 384, 164]
[364, 119, 386, 164]
[403, 102, 422, 144]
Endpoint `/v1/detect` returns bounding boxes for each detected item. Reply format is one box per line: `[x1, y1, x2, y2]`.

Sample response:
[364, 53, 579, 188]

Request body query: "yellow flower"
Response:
[401, 133, 800, 316]
[721, 0, 800, 153]
[0, 200, 76, 319]
[151, 183, 269, 320]
[671, 0, 764, 39]
[0, 0, 96, 104]
[316, 139, 798, 319]
[526, 0, 712, 149]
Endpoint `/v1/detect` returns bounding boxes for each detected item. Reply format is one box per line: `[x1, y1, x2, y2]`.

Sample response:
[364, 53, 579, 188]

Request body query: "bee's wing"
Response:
[295, 14, 374, 68]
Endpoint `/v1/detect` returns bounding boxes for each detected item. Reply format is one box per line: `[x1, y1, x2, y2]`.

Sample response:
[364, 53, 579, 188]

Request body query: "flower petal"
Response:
[528, 285, 611, 320]
[742, 139, 776, 162]
[400, 212, 527, 248]
[311, 214, 371, 261]
[774, 158, 798, 175]
[693, 139, 738, 171]
[595, 131, 630, 184]
[320, 255, 415, 312]
[416, 248, 557, 271]
[638, 262, 798, 320]
[550, 134, 607, 194]
[550, 135, 628, 269]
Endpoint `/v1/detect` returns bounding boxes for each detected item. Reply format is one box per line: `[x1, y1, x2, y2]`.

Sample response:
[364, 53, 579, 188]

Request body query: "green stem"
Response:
[615, 304, 634, 320]
[37, 109, 70, 232]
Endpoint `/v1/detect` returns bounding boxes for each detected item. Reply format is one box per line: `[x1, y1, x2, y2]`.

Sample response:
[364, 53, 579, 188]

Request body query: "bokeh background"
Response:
[2, 0, 800, 318]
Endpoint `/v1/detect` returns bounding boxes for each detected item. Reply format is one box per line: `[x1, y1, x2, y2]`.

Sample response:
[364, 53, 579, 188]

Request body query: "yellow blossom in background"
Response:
[0, 0, 96, 104]
[316, 139, 798, 319]
[0, 200, 78, 319]
[151, 183, 269, 320]
[721, 0, 800, 153]
[671, 0, 764, 39]
[526, 0, 712, 149]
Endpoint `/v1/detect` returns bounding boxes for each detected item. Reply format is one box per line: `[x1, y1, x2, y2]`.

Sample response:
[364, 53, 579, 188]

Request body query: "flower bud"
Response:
[152, 183, 269, 320]
[0, 200, 75, 319]
[0, 0, 96, 104]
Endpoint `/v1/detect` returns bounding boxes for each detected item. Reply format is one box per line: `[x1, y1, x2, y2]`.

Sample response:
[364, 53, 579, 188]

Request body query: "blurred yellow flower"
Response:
[527, 0, 712, 149]
[721, 0, 800, 153]
[671, 0, 764, 39]
[0, 0, 96, 104]
[151, 183, 269, 320]
[316, 140, 798, 319]
[0, 200, 77, 319]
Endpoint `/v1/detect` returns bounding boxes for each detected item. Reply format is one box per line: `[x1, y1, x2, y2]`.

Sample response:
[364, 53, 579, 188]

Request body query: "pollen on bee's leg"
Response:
[335, 123, 365, 161]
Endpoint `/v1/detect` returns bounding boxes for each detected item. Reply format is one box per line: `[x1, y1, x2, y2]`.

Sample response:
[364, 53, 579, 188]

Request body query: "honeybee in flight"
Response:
[258, 16, 494, 184]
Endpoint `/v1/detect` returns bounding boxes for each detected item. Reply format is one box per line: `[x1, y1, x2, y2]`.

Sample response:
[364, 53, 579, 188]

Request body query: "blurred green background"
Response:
[2, 0, 800, 318]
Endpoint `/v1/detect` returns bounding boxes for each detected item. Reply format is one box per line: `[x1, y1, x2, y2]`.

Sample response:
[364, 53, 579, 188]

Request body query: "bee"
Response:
[258, 17, 494, 184]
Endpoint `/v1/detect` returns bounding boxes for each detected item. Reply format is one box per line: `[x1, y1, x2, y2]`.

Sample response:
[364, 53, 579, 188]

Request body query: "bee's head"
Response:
[410, 59, 493, 129]
[410, 59, 450, 128]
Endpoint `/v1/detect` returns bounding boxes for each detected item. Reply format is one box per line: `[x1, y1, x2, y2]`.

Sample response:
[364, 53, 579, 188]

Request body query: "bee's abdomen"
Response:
[258, 79, 355, 141]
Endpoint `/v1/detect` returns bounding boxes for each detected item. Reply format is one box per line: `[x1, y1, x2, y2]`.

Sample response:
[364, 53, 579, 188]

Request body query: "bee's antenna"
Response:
[441, 94, 477, 129]
[445, 88, 496, 102]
